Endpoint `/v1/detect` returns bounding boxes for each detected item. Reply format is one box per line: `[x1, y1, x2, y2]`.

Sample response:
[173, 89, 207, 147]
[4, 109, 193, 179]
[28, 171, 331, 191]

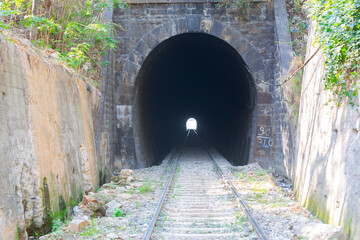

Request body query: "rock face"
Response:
[0, 35, 101, 239]
[295, 24, 360, 239]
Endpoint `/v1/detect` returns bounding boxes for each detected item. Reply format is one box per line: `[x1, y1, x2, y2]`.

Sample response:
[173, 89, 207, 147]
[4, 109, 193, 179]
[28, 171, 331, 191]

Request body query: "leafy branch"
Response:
[0, 0, 128, 80]
[307, 0, 360, 107]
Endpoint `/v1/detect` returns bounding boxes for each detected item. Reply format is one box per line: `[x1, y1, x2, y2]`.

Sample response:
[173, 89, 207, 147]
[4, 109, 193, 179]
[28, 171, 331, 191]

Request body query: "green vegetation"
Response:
[234, 215, 247, 225]
[15, 224, 26, 240]
[0, 0, 127, 78]
[47, 207, 67, 232]
[307, 0, 360, 106]
[43, 196, 81, 236]
[138, 180, 153, 193]
[252, 169, 268, 177]
[305, 193, 331, 223]
[80, 219, 102, 237]
[174, 184, 182, 189]
[235, 169, 270, 182]
[164, 216, 175, 222]
[284, 67, 302, 127]
[269, 200, 288, 208]
[112, 207, 125, 217]
[235, 171, 245, 179]
[216, 0, 250, 14]
[254, 192, 264, 200]
[344, 215, 353, 240]
[282, 0, 308, 127]
[97, 193, 110, 200]
[225, 217, 244, 232]
[288, 0, 308, 58]
[104, 182, 118, 189]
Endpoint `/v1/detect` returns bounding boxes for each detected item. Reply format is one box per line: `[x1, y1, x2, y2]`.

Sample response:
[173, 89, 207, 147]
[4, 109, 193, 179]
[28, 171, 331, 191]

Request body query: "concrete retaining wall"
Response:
[295, 26, 360, 239]
[0, 36, 100, 239]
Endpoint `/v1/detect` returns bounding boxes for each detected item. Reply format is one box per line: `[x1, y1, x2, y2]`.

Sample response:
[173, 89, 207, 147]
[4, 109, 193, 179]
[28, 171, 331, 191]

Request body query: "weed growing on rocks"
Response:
[138, 180, 153, 193]
[112, 207, 125, 217]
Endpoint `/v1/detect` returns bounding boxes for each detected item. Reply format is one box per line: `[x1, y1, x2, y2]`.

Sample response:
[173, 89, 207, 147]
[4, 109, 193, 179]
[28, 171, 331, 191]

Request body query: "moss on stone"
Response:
[15, 224, 25, 240]
[305, 194, 330, 223]
[344, 215, 353, 240]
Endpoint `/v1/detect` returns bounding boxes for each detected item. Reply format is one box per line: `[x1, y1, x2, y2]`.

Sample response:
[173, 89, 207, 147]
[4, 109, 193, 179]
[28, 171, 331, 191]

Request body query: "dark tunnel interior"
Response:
[134, 33, 256, 166]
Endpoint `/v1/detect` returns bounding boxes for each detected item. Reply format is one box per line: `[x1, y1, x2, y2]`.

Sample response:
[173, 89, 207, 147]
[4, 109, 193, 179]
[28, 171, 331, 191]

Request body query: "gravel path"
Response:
[152, 147, 256, 240]
[40, 146, 343, 240]
[211, 149, 329, 240]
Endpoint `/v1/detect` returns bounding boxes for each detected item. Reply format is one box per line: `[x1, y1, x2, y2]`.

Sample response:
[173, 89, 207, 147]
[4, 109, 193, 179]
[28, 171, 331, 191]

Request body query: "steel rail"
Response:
[142, 131, 190, 240]
[195, 131, 269, 240]
[143, 130, 268, 240]
[142, 151, 179, 240]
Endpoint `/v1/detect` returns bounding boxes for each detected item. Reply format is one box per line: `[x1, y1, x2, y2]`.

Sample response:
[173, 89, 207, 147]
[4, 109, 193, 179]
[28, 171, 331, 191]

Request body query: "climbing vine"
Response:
[307, 0, 360, 107]
[0, 0, 128, 79]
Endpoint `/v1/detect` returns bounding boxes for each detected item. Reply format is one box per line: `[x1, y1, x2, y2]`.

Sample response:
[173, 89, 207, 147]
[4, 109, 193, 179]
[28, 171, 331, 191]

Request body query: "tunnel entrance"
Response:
[133, 33, 256, 167]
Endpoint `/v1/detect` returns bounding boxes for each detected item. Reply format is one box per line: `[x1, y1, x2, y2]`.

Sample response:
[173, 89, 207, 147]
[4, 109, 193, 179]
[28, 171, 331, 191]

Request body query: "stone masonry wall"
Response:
[111, 0, 280, 168]
[271, 0, 296, 177]
[294, 25, 360, 239]
[96, 51, 117, 183]
[0, 36, 100, 239]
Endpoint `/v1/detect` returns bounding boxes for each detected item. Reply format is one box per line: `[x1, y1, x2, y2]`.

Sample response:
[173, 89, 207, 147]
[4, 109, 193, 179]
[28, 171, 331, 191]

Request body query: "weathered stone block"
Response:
[143, 33, 160, 52]
[199, 19, 213, 33]
[162, 20, 179, 37]
[69, 219, 90, 232]
[257, 115, 271, 125]
[134, 40, 146, 56]
[176, 18, 187, 34]
[186, 15, 201, 32]
[209, 20, 224, 37]
[257, 93, 272, 104]
[128, 50, 145, 67]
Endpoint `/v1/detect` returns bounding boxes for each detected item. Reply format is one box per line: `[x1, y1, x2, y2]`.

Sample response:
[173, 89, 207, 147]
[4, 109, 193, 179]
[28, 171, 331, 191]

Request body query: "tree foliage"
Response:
[0, 0, 128, 76]
[307, 0, 360, 106]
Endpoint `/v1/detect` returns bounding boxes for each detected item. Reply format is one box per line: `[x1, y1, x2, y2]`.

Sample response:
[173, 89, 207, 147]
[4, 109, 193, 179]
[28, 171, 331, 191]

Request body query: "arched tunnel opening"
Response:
[133, 33, 256, 167]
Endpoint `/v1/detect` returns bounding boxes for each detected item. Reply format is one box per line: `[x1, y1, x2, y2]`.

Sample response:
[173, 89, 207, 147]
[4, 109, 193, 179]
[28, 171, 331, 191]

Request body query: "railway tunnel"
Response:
[133, 33, 257, 167]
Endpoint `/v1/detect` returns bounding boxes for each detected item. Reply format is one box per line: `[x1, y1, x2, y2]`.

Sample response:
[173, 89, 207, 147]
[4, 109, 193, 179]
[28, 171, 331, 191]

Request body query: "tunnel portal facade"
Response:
[103, 0, 282, 170]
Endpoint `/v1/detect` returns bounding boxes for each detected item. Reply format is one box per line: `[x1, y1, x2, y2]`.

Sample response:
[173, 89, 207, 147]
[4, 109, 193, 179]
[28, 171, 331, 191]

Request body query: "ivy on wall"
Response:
[307, 0, 360, 107]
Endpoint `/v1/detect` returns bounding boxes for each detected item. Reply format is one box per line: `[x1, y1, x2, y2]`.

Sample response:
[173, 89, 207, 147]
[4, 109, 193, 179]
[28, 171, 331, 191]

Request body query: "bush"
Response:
[0, 0, 128, 77]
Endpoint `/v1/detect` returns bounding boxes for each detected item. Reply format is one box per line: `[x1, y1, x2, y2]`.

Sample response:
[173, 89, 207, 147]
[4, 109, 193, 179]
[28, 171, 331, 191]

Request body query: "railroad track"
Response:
[143, 131, 268, 240]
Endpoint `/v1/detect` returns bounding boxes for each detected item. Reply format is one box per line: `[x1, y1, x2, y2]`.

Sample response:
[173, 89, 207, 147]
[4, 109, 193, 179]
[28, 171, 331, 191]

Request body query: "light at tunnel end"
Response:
[186, 118, 197, 131]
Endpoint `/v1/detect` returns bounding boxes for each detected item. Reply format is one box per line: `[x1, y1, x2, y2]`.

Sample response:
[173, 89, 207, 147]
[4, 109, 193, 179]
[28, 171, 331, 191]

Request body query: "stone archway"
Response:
[116, 18, 266, 168]
[118, 18, 265, 100]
